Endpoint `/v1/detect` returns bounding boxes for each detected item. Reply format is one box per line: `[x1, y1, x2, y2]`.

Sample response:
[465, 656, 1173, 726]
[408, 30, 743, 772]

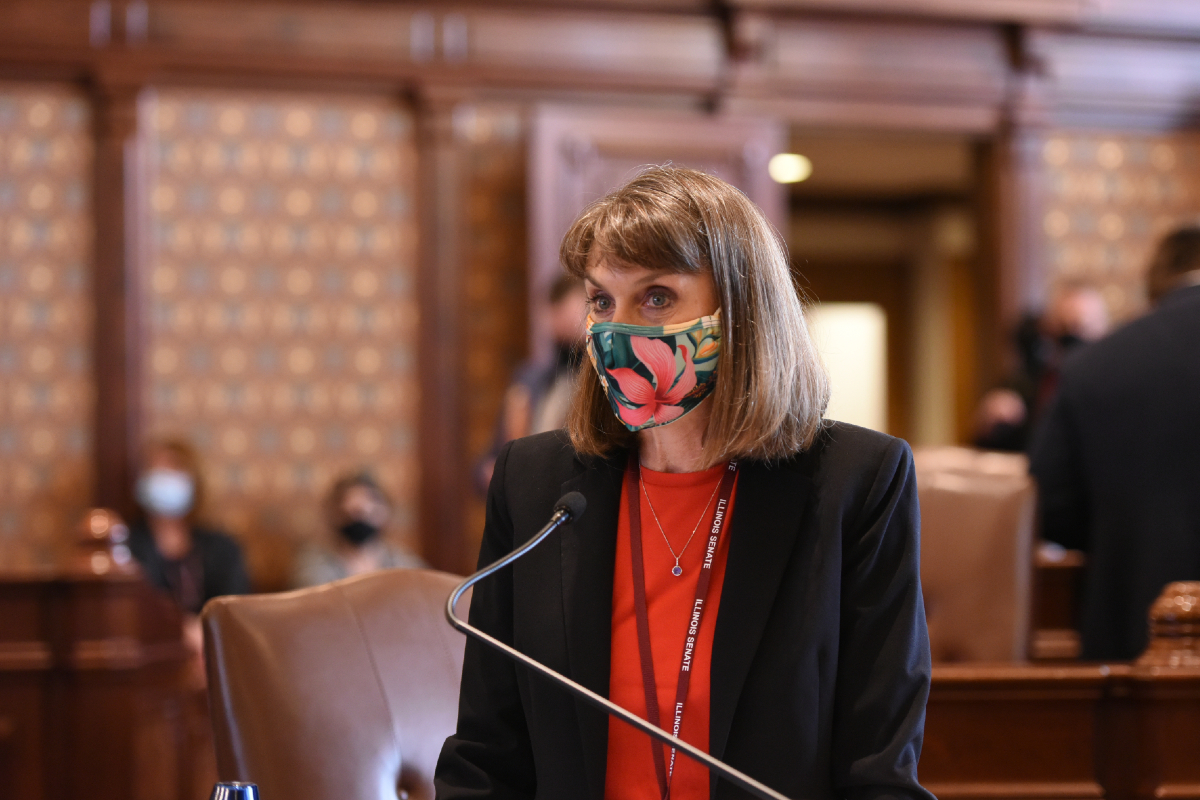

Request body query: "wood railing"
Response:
[925, 582, 1200, 800]
[0, 510, 209, 800]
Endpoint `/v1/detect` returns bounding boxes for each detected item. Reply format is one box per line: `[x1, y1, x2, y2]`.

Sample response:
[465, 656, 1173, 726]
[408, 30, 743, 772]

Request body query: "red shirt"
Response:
[605, 462, 738, 800]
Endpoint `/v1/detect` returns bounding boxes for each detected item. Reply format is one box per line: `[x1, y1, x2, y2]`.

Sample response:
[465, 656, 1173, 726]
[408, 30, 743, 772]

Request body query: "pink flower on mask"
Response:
[606, 336, 697, 428]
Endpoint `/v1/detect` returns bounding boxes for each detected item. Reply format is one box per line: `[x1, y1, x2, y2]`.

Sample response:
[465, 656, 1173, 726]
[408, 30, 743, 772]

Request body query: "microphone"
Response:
[554, 491, 587, 523]
[446, 493, 792, 800]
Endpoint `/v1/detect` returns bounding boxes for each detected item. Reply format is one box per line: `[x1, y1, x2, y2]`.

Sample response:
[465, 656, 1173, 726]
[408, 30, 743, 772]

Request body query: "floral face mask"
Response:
[585, 312, 721, 432]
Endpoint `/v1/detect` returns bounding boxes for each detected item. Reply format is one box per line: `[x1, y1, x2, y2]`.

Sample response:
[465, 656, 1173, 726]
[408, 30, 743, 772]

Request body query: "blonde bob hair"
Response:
[561, 166, 829, 465]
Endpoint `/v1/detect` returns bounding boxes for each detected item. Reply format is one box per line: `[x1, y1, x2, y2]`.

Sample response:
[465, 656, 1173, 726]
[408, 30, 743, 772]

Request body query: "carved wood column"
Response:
[992, 124, 1049, 327]
[89, 66, 144, 519]
[994, 46, 1053, 329]
[415, 84, 470, 573]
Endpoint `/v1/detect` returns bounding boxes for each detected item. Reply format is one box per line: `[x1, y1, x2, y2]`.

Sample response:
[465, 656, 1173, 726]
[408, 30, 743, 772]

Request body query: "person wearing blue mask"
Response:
[130, 437, 251, 683]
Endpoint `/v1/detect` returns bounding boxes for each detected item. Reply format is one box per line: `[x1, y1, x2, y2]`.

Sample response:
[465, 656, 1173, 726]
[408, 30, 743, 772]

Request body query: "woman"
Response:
[435, 167, 933, 800]
[290, 471, 425, 588]
[129, 437, 250, 685]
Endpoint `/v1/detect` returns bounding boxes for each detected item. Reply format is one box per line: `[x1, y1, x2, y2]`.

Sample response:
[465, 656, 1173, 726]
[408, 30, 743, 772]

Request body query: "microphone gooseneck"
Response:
[445, 492, 793, 800]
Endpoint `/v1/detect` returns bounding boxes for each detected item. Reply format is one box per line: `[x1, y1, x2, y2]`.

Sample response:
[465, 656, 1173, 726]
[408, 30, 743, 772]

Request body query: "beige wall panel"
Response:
[0, 83, 93, 567]
[1038, 130, 1200, 320]
[140, 88, 419, 590]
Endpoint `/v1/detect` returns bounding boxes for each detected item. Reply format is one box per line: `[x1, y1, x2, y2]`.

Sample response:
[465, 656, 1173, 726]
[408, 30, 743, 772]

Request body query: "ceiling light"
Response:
[768, 153, 813, 184]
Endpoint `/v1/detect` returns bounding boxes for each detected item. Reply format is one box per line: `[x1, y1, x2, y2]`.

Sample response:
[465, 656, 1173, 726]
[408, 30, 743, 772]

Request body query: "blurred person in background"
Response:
[974, 282, 1110, 451]
[1031, 281, 1110, 412]
[290, 471, 425, 588]
[1029, 225, 1200, 660]
[474, 273, 588, 492]
[130, 437, 251, 686]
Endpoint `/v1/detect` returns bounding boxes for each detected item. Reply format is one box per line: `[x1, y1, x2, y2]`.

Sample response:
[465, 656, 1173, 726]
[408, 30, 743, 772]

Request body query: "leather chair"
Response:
[914, 447, 1036, 662]
[202, 568, 469, 800]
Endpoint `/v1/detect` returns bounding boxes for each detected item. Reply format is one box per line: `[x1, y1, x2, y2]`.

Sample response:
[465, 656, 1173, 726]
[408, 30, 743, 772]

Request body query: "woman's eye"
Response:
[588, 295, 612, 312]
[647, 293, 669, 308]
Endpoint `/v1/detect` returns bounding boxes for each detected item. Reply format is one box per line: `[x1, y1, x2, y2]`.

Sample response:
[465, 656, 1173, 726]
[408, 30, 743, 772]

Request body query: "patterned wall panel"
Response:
[454, 104, 528, 554]
[0, 84, 93, 567]
[142, 89, 419, 589]
[1041, 131, 1200, 320]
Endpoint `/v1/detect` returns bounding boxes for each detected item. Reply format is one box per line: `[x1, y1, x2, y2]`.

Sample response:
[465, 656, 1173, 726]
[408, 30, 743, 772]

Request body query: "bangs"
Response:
[561, 186, 710, 279]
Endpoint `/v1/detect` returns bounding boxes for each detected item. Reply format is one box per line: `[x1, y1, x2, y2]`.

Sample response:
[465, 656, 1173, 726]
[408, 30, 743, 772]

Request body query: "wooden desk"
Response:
[0, 566, 198, 800]
[924, 662, 1200, 800]
[1031, 551, 1086, 661]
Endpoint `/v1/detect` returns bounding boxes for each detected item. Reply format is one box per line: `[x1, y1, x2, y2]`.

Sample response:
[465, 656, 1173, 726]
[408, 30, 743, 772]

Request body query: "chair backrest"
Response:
[914, 447, 1036, 662]
[202, 568, 469, 800]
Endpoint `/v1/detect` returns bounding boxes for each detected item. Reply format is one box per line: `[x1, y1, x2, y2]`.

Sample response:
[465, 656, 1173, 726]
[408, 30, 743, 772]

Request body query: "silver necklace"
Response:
[639, 470, 723, 577]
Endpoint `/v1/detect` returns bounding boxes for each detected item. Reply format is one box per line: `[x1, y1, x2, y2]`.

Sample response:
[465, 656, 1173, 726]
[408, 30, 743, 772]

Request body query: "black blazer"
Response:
[1029, 284, 1200, 660]
[128, 523, 252, 615]
[435, 423, 934, 800]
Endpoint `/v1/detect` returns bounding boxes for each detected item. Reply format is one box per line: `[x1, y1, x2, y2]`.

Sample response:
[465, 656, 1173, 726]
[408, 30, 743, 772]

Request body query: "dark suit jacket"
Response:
[1029, 283, 1200, 661]
[435, 423, 934, 800]
[128, 523, 252, 615]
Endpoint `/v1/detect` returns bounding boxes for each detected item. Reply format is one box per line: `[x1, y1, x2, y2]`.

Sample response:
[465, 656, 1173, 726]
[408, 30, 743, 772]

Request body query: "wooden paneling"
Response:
[1080, 0, 1200, 37]
[143, 3, 725, 93]
[1117, 672, 1200, 800]
[147, 2, 417, 59]
[924, 663, 1200, 800]
[91, 72, 144, 521]
[729, 0, 1082, 22]
[0, 0, 93, 51]
[1029, 30, 1200, 131]
[415, 88, 469, 574]
[986, 128, 1048, 329]
[0, 566, 195, 800]
[529, 106, 784, 358]
[726, 0, 1200, 37]
[17, 0, 1200, 50]
[465, 8, 723, 84]
[727, 15, 1010, 132]
[925, 665, 1109, 800]
[1031, 552, 1084, 660]
[456, 104, 529, 566]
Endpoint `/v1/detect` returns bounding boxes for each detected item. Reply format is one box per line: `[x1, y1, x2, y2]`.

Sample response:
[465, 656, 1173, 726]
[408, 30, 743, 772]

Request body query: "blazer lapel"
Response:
[559, 449, 627, 800]
[709, 459, 812, 762]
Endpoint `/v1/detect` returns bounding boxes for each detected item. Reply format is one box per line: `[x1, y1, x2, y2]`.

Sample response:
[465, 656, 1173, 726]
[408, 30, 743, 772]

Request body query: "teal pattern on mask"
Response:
[585, 312, 721, 432]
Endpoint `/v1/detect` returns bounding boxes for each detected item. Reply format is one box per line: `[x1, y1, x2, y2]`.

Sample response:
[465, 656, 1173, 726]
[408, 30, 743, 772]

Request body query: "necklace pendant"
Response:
[671, 565, 683, 577]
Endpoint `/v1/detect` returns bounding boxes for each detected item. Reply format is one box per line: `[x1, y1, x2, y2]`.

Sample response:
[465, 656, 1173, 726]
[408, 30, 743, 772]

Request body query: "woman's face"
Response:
[584, 255, 719, 327]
